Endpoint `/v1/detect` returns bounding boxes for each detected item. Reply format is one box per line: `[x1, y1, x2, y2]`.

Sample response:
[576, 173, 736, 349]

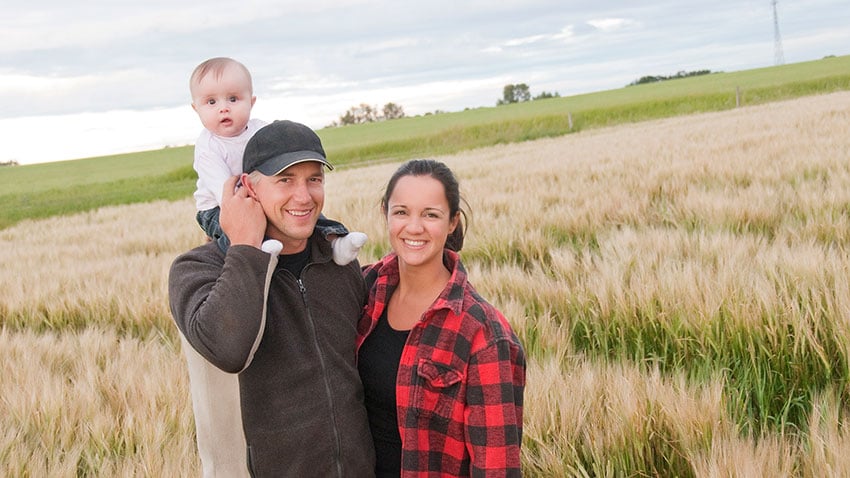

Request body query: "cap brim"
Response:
[254, 150, 334, 176]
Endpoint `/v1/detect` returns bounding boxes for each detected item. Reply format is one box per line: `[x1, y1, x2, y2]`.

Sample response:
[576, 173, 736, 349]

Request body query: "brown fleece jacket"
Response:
[168, 233, 374, 477]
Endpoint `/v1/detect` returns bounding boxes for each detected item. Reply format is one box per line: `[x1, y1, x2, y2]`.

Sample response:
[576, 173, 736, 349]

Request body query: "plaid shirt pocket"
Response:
[412, 359, 464, 418]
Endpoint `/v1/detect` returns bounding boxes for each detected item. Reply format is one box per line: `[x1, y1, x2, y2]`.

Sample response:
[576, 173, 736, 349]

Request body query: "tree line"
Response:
[331, 83, 562, 127]
[627, 70, 713, 86]
[496, 83, 560, 105]
[328, 102, 406, 127]
[331, 70, 718, 126]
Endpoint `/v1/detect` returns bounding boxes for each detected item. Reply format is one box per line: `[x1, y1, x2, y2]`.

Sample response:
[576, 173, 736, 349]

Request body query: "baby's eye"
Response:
[228, 96, 238, 103]
[206, 99, 216, 106]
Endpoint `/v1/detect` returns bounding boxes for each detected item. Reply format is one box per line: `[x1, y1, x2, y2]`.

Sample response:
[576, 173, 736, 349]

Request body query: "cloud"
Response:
[0, 72, 78, 91]
[1, 1, 374, 54]
[492, 25, 576, 52]
[586, 18, 638, 32]
[268, 74, 359, 93]
[0, 68, 182, 118]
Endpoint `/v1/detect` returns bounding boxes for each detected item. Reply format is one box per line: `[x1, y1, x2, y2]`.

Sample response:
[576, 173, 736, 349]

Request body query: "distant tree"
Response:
[497, 83, 531, 105]
[629, 75, 663, 86]
[334, 102, 406, 126]
[0, 159, 19, 167]
[338, 103, 379, 125]
[534, 91, 560, 100]
[382, 102, 405, 120]
[627, 70, 713, 86]
[514, 84, 531, 102]
[338, 111, 355, 126]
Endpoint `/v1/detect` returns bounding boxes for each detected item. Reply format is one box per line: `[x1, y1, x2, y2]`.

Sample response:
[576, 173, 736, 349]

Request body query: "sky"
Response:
[2, 0, 849, 165]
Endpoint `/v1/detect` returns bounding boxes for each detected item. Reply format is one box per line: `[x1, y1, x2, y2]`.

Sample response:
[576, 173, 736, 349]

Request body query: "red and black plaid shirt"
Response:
[357, 250, 526, 477]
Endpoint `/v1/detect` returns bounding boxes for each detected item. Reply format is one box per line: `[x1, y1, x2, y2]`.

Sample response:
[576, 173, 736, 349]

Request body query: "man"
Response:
[169, 120, 374, 477]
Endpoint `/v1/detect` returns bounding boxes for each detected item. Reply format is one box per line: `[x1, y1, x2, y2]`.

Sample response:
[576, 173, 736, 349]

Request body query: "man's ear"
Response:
[240, 173, 258, 199]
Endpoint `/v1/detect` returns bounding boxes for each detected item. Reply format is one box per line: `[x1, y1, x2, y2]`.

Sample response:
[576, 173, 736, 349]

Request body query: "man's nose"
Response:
[291, 181, 311, 202]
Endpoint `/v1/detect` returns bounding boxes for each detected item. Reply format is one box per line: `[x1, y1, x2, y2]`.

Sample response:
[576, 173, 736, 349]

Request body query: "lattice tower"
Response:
[773, 0, 785, 65]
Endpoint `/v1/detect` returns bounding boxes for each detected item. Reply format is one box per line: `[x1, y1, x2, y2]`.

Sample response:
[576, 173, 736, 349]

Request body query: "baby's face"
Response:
[191, 65, 255, 137]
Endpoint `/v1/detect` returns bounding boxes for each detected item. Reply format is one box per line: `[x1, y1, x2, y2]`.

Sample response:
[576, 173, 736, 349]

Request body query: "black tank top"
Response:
[358, 307, 409, 477]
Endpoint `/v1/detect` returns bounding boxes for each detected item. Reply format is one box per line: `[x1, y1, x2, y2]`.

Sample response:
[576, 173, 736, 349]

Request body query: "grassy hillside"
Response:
[1, 54, 849, 229]
[319, 54, 850, 149]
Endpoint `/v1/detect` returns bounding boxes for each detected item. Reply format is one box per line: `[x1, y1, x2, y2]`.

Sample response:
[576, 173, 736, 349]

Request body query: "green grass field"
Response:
[1, 54, 849, 230]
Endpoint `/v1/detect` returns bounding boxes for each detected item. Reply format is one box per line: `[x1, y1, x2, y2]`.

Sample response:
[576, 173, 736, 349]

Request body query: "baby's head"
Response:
[190, 57, 256, 138]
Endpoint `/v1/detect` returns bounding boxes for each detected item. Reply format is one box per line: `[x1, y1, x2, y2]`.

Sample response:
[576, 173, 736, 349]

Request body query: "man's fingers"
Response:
[222, 175, 239, 200]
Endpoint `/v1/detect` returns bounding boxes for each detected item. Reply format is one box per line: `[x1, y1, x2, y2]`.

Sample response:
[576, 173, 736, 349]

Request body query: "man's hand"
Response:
[220, 176, 266, 248]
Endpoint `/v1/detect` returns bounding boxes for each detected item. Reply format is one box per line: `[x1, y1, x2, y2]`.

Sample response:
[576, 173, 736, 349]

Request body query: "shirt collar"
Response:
[377, 249, 468, 318]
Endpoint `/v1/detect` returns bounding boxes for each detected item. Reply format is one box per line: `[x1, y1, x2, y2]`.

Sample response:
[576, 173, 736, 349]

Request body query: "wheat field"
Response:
[2, 91, 850, 477]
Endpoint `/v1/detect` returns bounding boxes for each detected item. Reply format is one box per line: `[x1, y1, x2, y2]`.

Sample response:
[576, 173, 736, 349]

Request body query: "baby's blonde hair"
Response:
[189, 57, 253, 97]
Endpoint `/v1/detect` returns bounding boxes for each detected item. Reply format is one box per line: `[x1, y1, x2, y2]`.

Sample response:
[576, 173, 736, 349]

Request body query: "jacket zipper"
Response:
[297, 277, 344, 477]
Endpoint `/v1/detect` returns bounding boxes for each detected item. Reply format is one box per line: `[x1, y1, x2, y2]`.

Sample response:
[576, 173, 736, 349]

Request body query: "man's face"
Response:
[249, 161, 325, 253]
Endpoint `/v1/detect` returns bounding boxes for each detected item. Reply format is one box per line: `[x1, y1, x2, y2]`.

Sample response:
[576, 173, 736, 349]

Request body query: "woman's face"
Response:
[386, 175, 458, 269]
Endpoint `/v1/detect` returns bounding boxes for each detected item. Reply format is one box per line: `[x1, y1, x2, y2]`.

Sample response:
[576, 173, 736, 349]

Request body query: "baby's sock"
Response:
[261, 239, 283, 255]
[332, 232, 368, 265]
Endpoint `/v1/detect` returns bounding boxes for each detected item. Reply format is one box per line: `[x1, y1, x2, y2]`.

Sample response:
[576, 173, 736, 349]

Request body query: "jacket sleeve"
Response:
[169, 244, 279, 373]
[464, 334, 526, 477]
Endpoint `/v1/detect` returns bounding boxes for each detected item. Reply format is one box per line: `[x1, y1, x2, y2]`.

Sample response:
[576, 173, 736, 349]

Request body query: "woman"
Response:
[357, 159, 526, 477]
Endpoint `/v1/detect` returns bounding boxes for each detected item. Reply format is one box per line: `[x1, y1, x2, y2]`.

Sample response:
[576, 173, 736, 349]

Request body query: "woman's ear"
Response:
[449, 211, 460, 233]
